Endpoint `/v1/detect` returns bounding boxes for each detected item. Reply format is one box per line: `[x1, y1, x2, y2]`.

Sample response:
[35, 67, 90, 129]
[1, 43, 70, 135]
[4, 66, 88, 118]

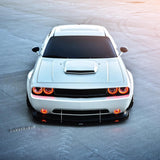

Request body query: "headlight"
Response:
[107, 88, 118, 95]
[32, 87, 54, 95]
[32, 87, 43, 95]
[119, 87, 129, 94]
[43, 88, 54, 95]
[107, 87, 129, 96]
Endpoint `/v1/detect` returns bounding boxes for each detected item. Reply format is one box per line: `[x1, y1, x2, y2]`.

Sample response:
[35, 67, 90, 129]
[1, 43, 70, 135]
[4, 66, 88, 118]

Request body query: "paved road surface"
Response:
[0, 0, 160, 159]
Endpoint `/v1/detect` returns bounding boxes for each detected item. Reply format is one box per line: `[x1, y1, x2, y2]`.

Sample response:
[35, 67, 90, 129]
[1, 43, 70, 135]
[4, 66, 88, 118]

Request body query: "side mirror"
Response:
[119, 47, 128, 56]
[120, 47, 128, 53]
[32, 47, 39, 53]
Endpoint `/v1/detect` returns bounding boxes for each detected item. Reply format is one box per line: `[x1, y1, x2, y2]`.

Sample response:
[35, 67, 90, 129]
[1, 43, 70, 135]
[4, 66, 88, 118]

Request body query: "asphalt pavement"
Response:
[0, 0, 160, 159]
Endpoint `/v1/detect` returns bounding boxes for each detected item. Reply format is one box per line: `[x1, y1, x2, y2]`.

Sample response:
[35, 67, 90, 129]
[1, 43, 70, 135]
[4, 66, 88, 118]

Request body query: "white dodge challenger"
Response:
[27, 25, 134, 123]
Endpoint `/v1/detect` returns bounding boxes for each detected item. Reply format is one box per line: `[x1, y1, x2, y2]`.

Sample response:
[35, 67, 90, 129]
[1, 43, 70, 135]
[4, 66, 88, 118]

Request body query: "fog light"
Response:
[41, 119, 47, 123]
[114, 109, 121, 114]
[40, 108, 48, 114]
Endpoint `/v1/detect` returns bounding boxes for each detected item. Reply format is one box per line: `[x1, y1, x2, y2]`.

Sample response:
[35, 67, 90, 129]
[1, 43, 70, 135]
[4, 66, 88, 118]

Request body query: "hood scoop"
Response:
[64, 61, 98, 74]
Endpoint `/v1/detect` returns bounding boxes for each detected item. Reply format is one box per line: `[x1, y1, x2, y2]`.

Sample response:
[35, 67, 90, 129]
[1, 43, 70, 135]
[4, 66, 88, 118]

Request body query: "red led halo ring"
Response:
[119, 87, 129, 95]
[32, 87, 43, 95]
[107, 88, 118, 95]
[43, 88, 54, 95]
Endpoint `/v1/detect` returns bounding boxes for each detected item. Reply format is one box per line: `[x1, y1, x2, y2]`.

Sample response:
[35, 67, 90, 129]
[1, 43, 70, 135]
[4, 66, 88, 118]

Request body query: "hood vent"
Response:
[64, 61, 98, 75]
[65, 69, 96, 74]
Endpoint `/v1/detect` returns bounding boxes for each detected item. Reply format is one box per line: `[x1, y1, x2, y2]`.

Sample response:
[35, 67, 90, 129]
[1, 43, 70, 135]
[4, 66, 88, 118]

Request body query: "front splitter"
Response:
[31, 110, 129, 125]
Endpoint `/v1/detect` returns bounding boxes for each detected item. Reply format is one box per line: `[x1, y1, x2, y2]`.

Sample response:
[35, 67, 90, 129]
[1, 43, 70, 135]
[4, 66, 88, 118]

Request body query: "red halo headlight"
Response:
[107, 88, 118, 95]
[32, 87, 43, 95]
[43, 88, 54, 95]
[119, 87, 129, 95]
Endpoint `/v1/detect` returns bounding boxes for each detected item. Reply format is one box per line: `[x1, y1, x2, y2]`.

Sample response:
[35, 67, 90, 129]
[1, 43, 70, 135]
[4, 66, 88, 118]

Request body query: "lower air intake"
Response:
[52, 109, 109, 116]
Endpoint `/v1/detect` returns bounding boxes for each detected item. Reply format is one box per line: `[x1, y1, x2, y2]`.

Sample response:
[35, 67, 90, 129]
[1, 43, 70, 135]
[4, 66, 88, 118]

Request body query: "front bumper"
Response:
[27, 95, 129, 123]
[29, 93, 132, 114]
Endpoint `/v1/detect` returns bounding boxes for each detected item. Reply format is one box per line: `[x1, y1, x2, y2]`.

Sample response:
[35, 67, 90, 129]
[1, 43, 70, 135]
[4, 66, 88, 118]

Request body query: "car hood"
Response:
[34, 57, 129, 88]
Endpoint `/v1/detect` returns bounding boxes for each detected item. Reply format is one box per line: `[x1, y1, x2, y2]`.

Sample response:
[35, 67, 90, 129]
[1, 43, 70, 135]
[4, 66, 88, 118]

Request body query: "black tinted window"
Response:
[43, 36, 117, 58]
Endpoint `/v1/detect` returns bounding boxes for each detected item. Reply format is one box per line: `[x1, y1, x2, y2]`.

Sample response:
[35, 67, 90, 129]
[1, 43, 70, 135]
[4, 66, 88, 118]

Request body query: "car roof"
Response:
[53, 25, 108, 37]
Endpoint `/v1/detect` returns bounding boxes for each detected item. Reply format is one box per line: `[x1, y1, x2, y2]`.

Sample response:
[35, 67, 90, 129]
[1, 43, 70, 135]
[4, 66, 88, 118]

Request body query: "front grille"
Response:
[52, 109, 109, 115]
[54, 89, 107, 98]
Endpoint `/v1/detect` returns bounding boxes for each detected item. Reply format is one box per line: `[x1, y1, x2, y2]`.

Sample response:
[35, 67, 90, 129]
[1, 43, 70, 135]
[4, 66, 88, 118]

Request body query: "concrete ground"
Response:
[0, 0, 160, 159]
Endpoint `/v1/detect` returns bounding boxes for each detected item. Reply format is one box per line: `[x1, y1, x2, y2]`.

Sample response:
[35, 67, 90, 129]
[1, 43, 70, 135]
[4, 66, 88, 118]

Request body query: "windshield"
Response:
[43, 36, 117, 58]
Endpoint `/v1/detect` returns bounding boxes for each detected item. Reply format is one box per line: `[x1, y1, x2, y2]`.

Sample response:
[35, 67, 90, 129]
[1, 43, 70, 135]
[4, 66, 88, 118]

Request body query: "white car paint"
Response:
[27, 24, 134, 122]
